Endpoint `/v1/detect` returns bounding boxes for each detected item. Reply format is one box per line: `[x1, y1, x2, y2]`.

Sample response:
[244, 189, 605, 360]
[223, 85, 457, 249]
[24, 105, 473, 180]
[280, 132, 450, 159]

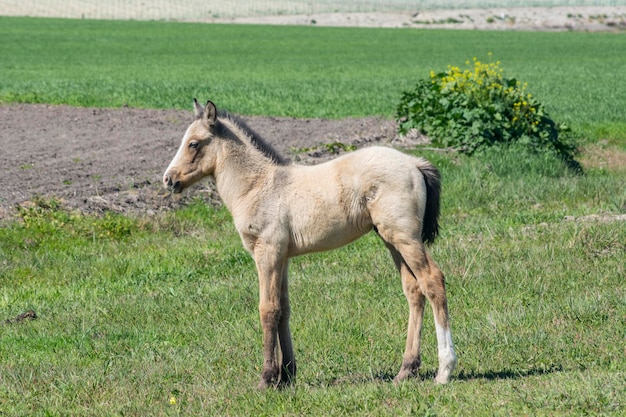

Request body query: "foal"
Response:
[163, 99, 457, 388]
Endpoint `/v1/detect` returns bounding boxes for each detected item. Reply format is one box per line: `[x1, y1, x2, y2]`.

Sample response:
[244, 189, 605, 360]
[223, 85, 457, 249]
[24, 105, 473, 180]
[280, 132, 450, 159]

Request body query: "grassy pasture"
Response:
[1, 149, 624, 415]
[1, 17, 626, 140]
[1, 16, 625, 416]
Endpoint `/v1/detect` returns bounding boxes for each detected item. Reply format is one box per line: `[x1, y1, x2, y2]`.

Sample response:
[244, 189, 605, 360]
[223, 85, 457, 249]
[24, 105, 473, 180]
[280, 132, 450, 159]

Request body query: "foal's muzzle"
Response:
[163, 173, 182, 194]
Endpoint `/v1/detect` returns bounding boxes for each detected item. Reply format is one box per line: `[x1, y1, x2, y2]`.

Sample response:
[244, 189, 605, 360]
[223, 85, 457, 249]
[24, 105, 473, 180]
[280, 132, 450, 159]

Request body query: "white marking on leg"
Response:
[435, 322, 457, 384]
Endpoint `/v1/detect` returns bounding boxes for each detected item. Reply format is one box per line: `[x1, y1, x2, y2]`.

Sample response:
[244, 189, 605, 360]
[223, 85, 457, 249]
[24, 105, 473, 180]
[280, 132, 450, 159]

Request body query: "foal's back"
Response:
[281, 146, 430, 256]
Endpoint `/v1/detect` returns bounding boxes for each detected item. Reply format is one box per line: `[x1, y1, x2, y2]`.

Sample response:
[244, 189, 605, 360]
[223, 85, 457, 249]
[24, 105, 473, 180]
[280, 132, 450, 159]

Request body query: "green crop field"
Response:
[0, 16, 625, 416]
[1, 17, 626, 139]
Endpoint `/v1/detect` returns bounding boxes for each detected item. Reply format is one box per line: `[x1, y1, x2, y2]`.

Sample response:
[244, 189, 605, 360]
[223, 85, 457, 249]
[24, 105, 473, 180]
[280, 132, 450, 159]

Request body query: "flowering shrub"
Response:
[397, 56, 579, 169]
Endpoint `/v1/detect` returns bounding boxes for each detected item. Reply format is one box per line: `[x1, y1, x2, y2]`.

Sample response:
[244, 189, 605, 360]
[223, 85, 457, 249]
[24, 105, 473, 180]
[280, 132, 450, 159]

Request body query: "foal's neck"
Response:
[213, 121, 276, 211]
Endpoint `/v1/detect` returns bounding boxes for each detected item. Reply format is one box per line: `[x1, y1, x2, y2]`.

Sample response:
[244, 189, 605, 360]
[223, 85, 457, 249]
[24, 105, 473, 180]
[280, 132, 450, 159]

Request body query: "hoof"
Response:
[257, 378, 281, 390]
[258, 366, 280, 390]
[434, 352, 457, 384]
[257, 378, 293, 390]
[434, 372, 452, 385]
[257, 380, 271, 390]
[394, 358, 420, 384]
[258, 364, 296, 390]
[393, 368, 417, 385]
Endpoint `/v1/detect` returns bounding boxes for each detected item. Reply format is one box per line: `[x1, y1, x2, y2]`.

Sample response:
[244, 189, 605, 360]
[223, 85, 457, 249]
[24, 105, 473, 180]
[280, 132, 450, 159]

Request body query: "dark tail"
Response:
[417, 160, 441, 245]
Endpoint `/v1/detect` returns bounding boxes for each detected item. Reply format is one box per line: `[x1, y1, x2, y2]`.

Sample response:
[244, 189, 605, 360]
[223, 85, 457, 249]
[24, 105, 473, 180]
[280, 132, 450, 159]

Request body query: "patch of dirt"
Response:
[3, 4, 626, 32]
[216, 6, 626, 32]
[4, 309, 37, 324]
[0, 104, 426, 219]
[564, 213, 626, 222]
[578, 141, 626, 173]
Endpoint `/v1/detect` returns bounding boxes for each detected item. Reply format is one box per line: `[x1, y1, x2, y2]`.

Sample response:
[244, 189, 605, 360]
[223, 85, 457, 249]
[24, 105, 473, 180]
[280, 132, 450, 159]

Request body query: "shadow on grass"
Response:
[455, 363, 564, 381]
[324, 364, 564, 386]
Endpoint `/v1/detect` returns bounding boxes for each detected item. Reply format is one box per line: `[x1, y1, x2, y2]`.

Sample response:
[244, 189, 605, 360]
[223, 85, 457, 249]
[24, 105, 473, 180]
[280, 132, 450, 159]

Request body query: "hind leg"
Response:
[384, 242, 426, 382]
[379, 229, 457, 384]
[423, 250, 457, 384]
[397, 267, 426, 382]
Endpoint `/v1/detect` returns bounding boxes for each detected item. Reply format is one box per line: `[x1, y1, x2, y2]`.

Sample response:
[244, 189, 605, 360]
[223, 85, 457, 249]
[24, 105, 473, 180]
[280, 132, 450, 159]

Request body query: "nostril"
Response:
[163, 171, 183, 193]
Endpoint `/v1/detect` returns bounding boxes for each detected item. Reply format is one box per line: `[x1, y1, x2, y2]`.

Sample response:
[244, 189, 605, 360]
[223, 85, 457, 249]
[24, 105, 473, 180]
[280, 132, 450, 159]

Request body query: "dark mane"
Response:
[218, 111, 289, 166]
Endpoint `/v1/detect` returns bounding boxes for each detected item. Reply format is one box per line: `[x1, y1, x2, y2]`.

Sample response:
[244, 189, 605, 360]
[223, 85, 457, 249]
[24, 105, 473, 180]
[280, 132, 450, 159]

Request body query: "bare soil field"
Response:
[0, 104, 410, 218]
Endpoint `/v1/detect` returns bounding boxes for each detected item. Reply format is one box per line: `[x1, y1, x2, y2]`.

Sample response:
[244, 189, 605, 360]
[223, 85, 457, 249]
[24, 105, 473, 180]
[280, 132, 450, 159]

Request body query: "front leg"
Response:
[254, 243, 291, 389]
[277, 263, 296, 385]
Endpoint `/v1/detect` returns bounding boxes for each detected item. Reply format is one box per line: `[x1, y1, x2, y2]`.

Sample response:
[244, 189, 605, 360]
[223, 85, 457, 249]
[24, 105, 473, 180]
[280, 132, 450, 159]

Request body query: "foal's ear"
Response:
[193, 98, 204, 119]
[204, 101, 217, 126]
[192, 98, 217, 127]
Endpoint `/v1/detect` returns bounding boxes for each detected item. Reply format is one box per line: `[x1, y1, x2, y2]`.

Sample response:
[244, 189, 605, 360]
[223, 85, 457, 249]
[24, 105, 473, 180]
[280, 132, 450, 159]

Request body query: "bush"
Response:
[396, 56, 581, 171]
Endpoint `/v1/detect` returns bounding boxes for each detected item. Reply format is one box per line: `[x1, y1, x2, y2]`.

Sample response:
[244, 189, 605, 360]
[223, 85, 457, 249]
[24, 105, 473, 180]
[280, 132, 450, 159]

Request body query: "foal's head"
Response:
[163, 99, 218, 194]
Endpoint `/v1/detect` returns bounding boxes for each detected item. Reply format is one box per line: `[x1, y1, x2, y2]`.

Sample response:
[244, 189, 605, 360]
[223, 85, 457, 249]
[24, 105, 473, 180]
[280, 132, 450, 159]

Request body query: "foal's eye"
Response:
[188, 141, 199, 149]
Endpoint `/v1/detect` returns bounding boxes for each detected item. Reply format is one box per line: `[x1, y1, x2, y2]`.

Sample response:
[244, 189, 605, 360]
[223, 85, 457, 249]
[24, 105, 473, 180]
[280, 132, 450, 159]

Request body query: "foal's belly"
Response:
[287, 210, 372, 256]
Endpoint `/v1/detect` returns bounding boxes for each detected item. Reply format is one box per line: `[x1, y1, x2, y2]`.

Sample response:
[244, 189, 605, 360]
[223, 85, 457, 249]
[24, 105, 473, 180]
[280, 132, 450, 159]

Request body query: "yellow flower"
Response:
[169, 396, 177, 405]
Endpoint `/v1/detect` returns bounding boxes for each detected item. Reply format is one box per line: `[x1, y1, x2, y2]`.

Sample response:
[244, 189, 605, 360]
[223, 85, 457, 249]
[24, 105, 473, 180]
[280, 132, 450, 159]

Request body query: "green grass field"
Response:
[1, 16, 625, 416]
[1, 17, 626, 140]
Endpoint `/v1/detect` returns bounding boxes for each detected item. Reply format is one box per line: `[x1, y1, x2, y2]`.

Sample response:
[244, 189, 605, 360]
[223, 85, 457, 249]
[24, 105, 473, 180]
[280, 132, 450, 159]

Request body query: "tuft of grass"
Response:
[1, 148, 624, 415]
